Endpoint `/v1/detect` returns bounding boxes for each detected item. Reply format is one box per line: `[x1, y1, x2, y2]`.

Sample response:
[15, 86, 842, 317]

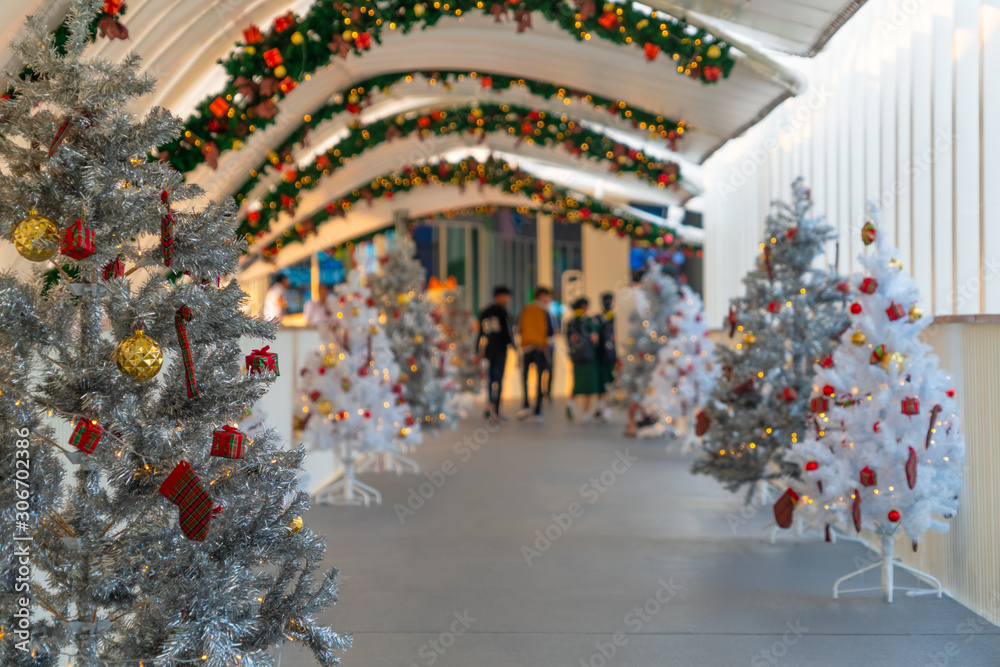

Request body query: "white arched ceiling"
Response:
[232, 89, 704, 219]
[246, 138, 686, 253]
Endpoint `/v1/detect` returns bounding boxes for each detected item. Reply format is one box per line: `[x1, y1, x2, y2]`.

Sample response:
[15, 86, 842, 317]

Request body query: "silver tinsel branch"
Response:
[692, 178, 848, 499]
[0, 3, 347, 665]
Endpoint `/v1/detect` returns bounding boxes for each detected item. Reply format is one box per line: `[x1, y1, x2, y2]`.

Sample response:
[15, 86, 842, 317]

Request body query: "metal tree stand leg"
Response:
[833, 533, 943, 602]
[356, 449, 420, 475]
[314, 443, 382, 506]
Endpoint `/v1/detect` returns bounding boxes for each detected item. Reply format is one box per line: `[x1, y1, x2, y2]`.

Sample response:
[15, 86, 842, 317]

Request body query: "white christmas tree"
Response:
[617, 261, 679, 410]
[782, 206, 964, 602]
[437, 283, 483, 396]
[369, 235, 458, 431]
[642, 285, 719, 449]
[299, 270, 421, 505]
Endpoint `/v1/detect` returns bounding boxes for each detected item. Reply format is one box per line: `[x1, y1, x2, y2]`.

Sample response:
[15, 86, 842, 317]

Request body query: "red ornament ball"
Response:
[805, 461, 818, 471]
[318, 368, 326, 375]
[850, 303, 863, 314]
[888, 509, 901, 522]
[822, 384, 835, 396]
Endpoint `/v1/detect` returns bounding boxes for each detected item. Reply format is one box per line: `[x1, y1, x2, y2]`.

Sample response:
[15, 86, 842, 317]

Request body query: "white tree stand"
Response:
[833, 533, 944, 603]
[356, 449, 420, 475]
[314, 443, 381, 506]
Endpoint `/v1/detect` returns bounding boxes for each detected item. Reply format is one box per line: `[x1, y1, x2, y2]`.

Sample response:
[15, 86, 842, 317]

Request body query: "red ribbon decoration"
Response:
[161, 189, 174, 267]
[175, 305, 198, 397]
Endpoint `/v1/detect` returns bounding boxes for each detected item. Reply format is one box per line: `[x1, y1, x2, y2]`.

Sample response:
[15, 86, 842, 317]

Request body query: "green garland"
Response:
[238, 101, 680, 240]
[254, 157, 682, 257]
[163, 69, 689, 182]
[162, 0, 731, 171]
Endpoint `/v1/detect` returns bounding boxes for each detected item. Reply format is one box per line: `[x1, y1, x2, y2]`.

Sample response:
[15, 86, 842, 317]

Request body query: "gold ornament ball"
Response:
[322, 350, 338, 368]
[370, 325, 379, 335]
[117, 330, 163, 382]
[244, 45, 256, 55]
[744, 332, 756, 345]
[880, 351, 906, 372]
[13, 210, 60, 262]
[348, 93, 360, 104]
[908, 305, 923, 322]
[413, 3, 426, 16]
[317, 399, 334, 416]
[707, 44, 722, 59]
[350, 306, 360, 316]
[413, 334, 424, 344]
[851, 330, 867, 346]
[288, 516, 304, 533]
[397, 293, 411, 305]
[290, 31, 305, 45]
[636, 18, 649, 29]
[274, 65, 287, 78]
[342, 29, 353, 41]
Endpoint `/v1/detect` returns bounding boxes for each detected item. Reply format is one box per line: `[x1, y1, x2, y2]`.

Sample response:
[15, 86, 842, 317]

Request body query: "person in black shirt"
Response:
[594, 292, 617, 421]
[477, 285, 515, 419]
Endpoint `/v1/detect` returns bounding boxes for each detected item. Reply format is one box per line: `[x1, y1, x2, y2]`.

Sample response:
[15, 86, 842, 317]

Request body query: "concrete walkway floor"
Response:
[287, 402, 1000, 666]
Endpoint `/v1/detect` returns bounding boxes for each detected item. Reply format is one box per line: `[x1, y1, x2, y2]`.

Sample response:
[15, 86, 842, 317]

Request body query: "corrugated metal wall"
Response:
[703, 0, 1000, 327]
[894, 322, 1000, 624]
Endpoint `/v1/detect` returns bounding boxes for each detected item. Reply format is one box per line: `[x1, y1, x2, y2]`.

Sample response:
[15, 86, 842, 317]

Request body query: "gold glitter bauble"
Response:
[413, 334, 424, 344]
[350, 306, 360, 316]
[880, 351, 905, 372]
[322, 350, 338, 368]
[743, 332, 756, 345]
[397, 293, 411, 304]
[317, 399, 334, 416]
[13, 210, 59, 262]
[370, 326, 379, 335]
[116, 329, 163, 382]
[851, 330, 867, 346]
[908, 305, 923, 322]
[288, 516, 303, 533]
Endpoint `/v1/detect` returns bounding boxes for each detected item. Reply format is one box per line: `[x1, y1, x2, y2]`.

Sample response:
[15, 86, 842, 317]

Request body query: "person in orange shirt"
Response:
[517, 286, 553, 421]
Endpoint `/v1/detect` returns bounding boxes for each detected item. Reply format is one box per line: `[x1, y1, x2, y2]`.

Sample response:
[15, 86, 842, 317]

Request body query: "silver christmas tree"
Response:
[693, 179, 847, 500]
[436, 284, 482, 395]
[368, 235, 458, 431]
[0, 3, 347, 664]
[616, 261, 679, 407]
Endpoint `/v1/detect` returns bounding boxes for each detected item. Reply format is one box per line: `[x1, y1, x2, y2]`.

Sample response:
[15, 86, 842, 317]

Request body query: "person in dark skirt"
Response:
[566, 297, 600, 421]
[594, 291, 617, 422]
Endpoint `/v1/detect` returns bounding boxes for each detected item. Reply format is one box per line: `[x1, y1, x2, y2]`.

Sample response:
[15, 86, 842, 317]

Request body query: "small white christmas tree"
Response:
[369, 235, 458, 431]
[299, 271, 421, 505]
[617, 261, 679, 408]
[782, 206, 964, 602]
[643, 285, 719, 449]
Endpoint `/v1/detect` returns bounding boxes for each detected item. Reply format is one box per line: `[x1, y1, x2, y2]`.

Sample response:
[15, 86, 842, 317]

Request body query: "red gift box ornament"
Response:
[906, 446, 918, 489]
[869, 344, 886, 365]
[209, 96, 230, 118]
[274, 12, 295, 32]
[356, 32, 372, 49]
[243, 25, 263, 43]
[782, 387, 797, 402]
[597, 11, 618, 29]
[810, 397, 828, 413]
[159, 461, 222, 541]
[211, 425, 246, 459]
[819, 354, 834, 369]
[246, 345, 280, 376]
[61, 219, 95, 260]
[766, 300, 780, 314]
[901, 396, 919, 415]
[861, 221, 877, 245]
[102, 256, 124, 281]
[859, 277, 878, 294]
[773, 488, 799, 529]
[886, 301, 905, 321]
[69, 419, 104, 454]
[644, 42, 659, 62]
[263, 48, 284, 68]
[859, 466, 877, 487]
[695, 410, 710, 436]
